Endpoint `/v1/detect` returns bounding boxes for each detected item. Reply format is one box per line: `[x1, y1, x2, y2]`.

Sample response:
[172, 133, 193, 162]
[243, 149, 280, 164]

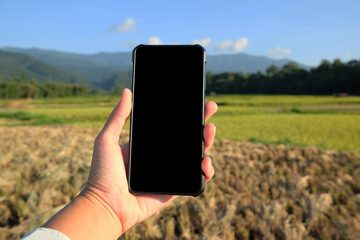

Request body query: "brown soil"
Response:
[2, 101, 34, 109]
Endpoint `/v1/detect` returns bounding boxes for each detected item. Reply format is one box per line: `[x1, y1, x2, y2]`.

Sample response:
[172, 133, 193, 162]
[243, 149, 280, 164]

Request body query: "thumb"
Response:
[102, 88, 132, 138]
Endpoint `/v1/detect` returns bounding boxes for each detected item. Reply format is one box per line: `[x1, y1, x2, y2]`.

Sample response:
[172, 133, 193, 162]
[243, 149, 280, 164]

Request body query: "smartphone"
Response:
[128, 44, 206, 196]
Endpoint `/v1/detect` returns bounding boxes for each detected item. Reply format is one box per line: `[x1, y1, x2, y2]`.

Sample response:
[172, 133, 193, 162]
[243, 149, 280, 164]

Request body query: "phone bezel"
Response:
[128, 44, 206, 196]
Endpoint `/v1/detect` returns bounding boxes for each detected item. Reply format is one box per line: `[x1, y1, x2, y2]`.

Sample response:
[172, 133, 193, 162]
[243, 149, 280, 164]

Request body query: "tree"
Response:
[112, 85, 124, 96]
[347, 60, 359, 68]
[266, 65, 279, 76]
[317, 60, 331, 72]
[281, 62, 300, 74]
[20, 70, 27, 82]
[333, 59, 344, 68]
[30, 78, 38, 85]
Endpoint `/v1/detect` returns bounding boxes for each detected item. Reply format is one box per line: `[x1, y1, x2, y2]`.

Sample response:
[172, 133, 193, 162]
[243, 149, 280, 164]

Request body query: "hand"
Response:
[43, 88, 217, 239]
[84, 88, 217, 234]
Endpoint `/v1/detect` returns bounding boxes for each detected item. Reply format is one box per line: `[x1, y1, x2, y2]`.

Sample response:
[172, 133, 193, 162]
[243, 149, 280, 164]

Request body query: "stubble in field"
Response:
[0, 126, 360, 239]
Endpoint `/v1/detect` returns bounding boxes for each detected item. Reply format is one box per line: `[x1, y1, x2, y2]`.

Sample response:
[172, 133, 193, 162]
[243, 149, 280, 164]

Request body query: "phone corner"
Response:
[192, 176, 205, 197]
[128, 184, 139, 195]
[192, 185, 205, 197]
[192, 44, 206, 51]
[192, 44, 206, 64]
[132, 44, 145, 61]
[132, 44, 145, 51]
[127, 177, 138, 195]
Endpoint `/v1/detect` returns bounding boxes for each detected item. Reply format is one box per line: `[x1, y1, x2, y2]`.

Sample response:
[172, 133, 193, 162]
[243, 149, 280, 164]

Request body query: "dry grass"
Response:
[0, 126, 101, 239]
[0, 126, 360, 239]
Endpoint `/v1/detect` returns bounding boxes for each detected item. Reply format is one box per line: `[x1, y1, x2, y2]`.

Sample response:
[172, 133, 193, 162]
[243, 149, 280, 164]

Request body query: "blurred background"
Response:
[0, 0, 359, 239]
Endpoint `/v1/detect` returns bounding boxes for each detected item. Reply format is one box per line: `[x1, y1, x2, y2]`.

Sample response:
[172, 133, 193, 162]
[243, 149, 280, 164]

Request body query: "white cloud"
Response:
[148, 36, 162, 45]
[344, 51, 352, 57]
[214, 38, 248, 52]
[267, 46, 292, 59]
[191, 38, 211, 47]
[233, 38, 249, 51]
[110, 18, 137, 33]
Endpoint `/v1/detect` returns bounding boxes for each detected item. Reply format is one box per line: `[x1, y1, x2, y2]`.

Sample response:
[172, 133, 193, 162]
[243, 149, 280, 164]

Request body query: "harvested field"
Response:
[0, 126, 360, 239]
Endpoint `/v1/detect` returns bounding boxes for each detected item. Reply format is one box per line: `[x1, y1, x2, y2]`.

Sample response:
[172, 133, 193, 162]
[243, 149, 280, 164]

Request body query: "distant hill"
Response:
[206, 53, 308, 73]
[0, 50, 92, 86]
[2, 47, 131, 87]
[101, 70, 133, 91]
[1, 47, 309, 90]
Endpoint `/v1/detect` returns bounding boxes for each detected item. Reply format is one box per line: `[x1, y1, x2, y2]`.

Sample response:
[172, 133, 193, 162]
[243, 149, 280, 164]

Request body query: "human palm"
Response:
[84, 89, 217, 234]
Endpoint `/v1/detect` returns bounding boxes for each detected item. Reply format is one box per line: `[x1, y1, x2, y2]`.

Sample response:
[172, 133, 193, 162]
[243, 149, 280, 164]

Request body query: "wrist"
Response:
[79, 188, 123, 236]
[43, 188, 122, 240]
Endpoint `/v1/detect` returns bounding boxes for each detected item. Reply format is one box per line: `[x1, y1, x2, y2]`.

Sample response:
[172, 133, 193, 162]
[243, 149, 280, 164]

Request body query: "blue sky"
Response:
[0, 0, 359, 66]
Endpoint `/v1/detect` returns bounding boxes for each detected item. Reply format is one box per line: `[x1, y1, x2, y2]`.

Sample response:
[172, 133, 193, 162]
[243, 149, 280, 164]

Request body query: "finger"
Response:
[102, 88, 132, 138]
[204, 123, 216, 152]
[202, 157, 215, 183]
[205, 101, 218, 122]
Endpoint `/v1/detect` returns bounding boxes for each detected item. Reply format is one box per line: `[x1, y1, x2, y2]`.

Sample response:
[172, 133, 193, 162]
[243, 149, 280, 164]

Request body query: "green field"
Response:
[1, 95, 360, 152]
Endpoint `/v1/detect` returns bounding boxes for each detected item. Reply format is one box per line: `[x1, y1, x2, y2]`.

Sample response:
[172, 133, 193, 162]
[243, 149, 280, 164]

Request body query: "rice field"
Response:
[0, 94, 359, 151]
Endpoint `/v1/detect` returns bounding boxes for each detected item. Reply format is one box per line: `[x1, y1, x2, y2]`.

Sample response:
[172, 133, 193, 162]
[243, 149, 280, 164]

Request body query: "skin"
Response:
[43, 88, 218, 239]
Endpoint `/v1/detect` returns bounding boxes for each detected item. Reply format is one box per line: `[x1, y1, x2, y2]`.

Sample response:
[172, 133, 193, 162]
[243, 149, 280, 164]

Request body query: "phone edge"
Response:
[128, 44, 207, 197]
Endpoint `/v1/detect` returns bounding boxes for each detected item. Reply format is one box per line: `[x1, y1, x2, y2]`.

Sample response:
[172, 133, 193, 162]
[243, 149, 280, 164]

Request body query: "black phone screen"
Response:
[129, 45, 206, 196]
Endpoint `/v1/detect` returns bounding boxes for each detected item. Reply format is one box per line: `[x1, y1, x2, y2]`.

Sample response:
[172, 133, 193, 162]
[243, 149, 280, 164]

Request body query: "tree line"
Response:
[206, 59, 360, 95]
[1, 58, 359, 98]
[0, 78, 88, 98]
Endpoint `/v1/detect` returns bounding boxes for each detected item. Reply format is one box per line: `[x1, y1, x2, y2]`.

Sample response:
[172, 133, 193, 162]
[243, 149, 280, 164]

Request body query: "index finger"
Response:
[205, 101, 218, 122]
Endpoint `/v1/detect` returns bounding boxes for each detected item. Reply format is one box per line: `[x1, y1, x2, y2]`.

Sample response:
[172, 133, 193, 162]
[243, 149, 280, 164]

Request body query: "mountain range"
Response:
[0, 47, 308, 91]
